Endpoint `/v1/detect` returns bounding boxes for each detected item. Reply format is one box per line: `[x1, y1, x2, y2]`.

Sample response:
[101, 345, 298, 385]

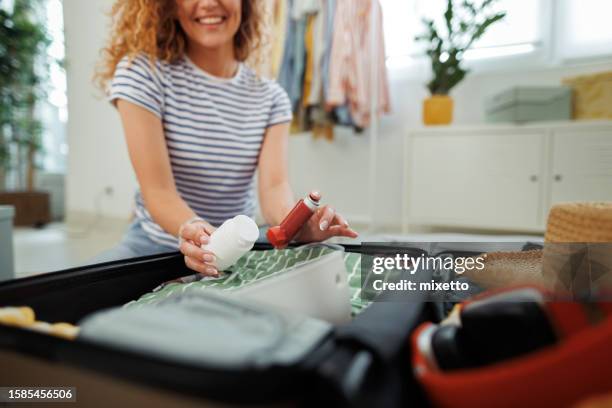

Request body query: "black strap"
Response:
[335, 264, 435, 362]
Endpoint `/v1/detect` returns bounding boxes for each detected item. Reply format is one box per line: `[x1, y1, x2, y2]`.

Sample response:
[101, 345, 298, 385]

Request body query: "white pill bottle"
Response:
[202, 215, 259, 271]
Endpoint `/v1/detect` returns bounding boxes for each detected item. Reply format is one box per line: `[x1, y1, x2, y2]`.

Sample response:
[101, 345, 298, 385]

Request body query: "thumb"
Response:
[198, 224, 218, 246]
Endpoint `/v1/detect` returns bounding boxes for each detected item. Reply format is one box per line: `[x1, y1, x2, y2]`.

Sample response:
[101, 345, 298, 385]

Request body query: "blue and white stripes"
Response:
[110, 54, 293, 248]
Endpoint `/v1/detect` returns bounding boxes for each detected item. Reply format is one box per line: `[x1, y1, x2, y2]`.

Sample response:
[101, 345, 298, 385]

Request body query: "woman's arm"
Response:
[116, 100, 218, 275]
[117, 100, 202, 235]
[257, 122, 295, 226]
[258, 123, 358, 241]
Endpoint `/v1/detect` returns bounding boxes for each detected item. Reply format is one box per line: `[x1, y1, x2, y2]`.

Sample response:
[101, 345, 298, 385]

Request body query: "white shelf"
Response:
[406, 119, 612, 135]
[403, 120, 612, 233]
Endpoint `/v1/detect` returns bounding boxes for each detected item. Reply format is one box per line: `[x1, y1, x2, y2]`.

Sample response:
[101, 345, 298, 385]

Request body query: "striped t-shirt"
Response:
[109, 54, 293, 248]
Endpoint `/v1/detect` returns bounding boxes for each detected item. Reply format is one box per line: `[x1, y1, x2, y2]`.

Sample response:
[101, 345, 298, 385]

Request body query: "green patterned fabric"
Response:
[126, 246, 370, 316]
[343, 251, 367, 315]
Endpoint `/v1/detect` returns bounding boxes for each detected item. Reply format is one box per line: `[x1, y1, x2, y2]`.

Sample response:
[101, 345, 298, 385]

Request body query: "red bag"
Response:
[412, 287, 612, 408]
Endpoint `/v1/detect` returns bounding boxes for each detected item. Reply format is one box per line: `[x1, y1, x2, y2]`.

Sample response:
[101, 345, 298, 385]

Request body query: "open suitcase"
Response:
[0, 243, 443, 407]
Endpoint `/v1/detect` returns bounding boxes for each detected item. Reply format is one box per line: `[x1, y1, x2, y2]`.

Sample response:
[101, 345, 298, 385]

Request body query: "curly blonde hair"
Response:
[95, 0, 268, 92]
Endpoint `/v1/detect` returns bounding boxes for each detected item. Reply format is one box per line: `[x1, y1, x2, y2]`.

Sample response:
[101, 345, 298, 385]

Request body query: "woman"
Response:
[94, 0, 358, 276]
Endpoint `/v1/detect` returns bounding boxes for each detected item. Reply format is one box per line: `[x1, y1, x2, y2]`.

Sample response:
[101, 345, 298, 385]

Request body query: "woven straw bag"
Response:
[466, 202, 612, 293]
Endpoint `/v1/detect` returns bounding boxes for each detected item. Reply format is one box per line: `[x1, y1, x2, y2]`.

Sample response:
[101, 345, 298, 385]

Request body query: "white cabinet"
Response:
[404, 121, 612, 232]
[550, 131, 612, 205]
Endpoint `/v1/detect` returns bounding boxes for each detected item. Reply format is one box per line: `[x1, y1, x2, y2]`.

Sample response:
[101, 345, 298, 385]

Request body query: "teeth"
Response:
[197, 16, 224, 25]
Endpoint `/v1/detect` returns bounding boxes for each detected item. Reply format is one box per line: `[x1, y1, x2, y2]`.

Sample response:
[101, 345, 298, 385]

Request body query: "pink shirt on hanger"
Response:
[326, 0, 391, 128]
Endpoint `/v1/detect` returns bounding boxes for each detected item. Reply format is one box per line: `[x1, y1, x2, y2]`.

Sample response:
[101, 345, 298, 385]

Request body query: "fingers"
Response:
[180, 240, 215, 261]
[180, 239, 218, 276]
[316, 206, 350, 230]
[184, 256, 219, 277]
[327, 225, 359, 238]
[324, 224, 359, 238]
[180, 222, 199, 242]
[317, 206, 336, 231]
[181, 222, 208, 245]
[333, 212, 350, 228]
[310, 204, 357, 239]
[198, 224, 217, 247]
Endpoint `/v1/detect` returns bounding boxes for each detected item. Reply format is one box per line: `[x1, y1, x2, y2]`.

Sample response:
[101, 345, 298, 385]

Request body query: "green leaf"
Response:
[444, 0, 454, 39]
[420, 0, 506, 95]
[469, 12, 506, 45]
[481, 0, 497, 10]
[463, 1, 476, 14]
[0, 0, 53, 170]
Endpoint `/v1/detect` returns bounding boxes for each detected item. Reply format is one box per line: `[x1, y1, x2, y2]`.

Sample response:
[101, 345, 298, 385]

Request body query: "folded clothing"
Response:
[126, 245, 369, 316]
[79, 290, 332, 370]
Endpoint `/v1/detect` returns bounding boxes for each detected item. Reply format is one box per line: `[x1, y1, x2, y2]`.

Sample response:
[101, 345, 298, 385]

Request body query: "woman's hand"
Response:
[294, 196, 359, 243]
[178, 221, 219, 277]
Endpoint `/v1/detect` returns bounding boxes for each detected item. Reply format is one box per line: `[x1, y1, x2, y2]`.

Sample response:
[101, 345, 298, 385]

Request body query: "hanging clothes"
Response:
[307, 1, 326, 106]
[290, 0, 321, 132]
[291, 0, 319, 16]
[303, 0, 337, 140]
[310, 107, 335, 141]
[302, 14, 316, 107]
[270, 0, 288, 78]
[277, 0, 297, 105]
[290, 19, 307, 112]
[307, 0, 352, 133]
[321, 0, 336, 103]
[278, 0, 309, 112]
[327, 0, 391, 128]
[275, 0, 390, 137]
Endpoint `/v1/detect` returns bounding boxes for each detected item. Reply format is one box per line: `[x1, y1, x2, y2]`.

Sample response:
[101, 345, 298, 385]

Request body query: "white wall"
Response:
[63, 1, 612, 229]
[64, 0, 137, 220]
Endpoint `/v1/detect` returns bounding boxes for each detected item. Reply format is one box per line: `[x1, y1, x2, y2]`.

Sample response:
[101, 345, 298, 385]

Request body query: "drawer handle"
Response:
[554, 174, 563, 182]
[530, 175, 538, 182]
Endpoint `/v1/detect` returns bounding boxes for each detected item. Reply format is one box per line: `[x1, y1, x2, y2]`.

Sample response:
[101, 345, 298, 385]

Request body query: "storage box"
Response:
[485, 86, 572, 123]
[563, 71, 612, 119]
[0, 205, 15, 281]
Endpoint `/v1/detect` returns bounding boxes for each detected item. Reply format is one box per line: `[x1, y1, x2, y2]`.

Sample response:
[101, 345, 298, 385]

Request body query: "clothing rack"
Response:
[368, 2, 380, 232]
[274, 0, 389, 231]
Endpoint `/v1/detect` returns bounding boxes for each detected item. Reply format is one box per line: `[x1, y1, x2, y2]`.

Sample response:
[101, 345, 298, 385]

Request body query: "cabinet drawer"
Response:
[408, 133, 545, 230]
[550, 131, 612, 206]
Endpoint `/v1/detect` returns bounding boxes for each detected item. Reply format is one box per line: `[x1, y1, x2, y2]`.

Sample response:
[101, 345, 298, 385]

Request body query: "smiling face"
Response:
[175, 0, 242, 54]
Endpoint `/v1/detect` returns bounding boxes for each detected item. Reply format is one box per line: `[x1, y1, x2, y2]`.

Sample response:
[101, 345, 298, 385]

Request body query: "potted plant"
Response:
[0, 0, 53, 226]
[0, 0, 49, 190]
[416, 0, 506, 125]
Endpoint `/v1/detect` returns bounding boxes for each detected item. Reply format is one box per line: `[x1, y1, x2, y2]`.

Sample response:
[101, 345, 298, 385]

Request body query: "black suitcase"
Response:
[0, 243, 443, 407]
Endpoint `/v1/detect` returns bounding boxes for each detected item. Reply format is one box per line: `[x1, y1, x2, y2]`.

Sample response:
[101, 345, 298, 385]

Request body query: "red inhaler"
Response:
[267, 192, 321, 249]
